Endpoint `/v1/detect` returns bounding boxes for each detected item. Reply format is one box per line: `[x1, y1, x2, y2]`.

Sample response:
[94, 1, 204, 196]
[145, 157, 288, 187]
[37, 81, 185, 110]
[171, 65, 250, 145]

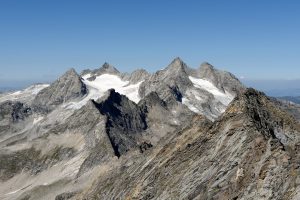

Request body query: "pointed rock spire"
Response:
[166, 57, 188, 72]
[33, 68, 87, 112]
[95, 62, 120, 75]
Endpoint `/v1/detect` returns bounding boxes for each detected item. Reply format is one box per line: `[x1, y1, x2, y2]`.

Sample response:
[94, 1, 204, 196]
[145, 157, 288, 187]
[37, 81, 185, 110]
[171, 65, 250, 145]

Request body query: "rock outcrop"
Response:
[93, 89, 148, 157]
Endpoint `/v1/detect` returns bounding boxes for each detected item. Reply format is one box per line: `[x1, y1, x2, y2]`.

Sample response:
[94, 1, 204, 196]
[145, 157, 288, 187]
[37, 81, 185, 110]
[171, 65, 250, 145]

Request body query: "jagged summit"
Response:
[137, 57, 194, 105]
[64, 67, 78, 76]
[166, 57, 188, 73]
[124, 69, 150, 84]
[32, 68, 87, 111]
[200, 61, 214, 69]
[85, 62, 120, 78]
[80, 62, 120, 79]
[226, 88, 300, 129]
[170, 57, 184, 65]
[98, 62, 120, 74]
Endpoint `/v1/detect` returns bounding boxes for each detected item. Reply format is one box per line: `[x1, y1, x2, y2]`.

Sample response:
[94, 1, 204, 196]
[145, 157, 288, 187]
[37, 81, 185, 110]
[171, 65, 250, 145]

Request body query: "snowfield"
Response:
[0, 73, 234, 119]
[64, 74, 142, 109]
[0, 84, 49, 104]
[188, 76, 234, 106]
[181, 76, 234, 118]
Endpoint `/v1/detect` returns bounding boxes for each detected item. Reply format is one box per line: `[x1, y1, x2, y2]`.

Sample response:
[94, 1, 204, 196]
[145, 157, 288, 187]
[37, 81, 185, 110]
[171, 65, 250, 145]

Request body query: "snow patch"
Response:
[182, 97, 200, 113]
[64, 74, 143, 109]
[181, 76, 235, 119]
[0, 84, 49, 103]
[188, 76, 234, 106]
[33, 116, 44, 125]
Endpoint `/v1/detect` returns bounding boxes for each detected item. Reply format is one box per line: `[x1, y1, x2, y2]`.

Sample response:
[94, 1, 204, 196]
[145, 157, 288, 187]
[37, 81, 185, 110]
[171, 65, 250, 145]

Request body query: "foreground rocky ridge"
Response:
[0, 59, 299, 199]
[78, 89, 300, 200]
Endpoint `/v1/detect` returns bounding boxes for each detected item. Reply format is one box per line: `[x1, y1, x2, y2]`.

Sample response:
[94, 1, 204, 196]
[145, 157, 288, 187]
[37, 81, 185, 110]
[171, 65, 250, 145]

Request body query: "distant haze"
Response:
[242, 79, 300, 97]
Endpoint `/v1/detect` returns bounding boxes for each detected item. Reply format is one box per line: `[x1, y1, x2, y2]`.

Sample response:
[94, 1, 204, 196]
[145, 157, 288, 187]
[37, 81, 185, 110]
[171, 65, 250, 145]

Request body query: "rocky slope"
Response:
[0, 58, 299, 200]
[77, 89, 300, 200]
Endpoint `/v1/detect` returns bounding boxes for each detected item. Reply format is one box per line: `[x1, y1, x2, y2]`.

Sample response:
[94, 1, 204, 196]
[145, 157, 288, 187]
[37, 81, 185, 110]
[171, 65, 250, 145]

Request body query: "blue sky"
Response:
[0, 0, 300, 92]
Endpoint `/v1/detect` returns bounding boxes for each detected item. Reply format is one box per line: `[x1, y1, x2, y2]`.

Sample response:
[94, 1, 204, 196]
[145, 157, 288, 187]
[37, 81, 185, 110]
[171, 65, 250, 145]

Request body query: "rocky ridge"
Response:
[0, 58, 299, 200]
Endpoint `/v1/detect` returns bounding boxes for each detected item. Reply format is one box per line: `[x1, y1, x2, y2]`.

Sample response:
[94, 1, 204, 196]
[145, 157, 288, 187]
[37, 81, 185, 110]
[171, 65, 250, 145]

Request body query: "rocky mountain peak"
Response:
[63, 68, 78, 77]
[138, 58, 193, 104]
[199, 61, 214, 72]
[126, 69, 150, 84]
[32, 68, 87, 112]
[166, 57, 188, 73]
[97, 62, 120, 75]
[171, 56, 184, 65]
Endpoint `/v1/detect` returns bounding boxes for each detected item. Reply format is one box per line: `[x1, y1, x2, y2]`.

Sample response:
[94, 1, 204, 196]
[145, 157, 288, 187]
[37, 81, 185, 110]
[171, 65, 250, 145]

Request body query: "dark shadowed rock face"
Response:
[0, 101, 32, 135]
[0, 101, 31, 123]
[93, 89, 147, 157]
[32, 68, 87, 112]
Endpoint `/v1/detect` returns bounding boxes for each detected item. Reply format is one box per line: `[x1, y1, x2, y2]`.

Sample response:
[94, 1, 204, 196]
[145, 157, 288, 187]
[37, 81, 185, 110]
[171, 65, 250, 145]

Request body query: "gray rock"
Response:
[32, 68, 87, 112]
[197, 62, 245, 94]
[0, 101, 32, 123]
[0, 101, 32, 135]
[139, 57, 193, 104]
[83, 62, 120, 81]
[55, 191, 77, 200]
[93, 89, 147, 157]
[122, 69, 151, 84]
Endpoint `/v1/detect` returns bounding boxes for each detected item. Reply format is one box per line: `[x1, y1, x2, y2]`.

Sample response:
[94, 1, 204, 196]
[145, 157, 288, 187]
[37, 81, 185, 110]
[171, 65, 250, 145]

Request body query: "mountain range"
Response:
[0, 58, 299, 200]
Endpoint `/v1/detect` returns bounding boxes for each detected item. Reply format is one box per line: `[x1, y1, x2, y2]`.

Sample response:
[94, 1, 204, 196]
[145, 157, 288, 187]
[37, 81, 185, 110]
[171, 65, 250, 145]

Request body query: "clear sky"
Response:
[0, 0, 300, 91]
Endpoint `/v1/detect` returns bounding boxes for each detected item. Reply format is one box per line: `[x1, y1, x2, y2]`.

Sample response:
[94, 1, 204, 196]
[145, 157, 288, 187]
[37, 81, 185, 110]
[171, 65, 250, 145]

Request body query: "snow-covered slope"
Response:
[188, 76, 234, 105]
[182, 76, 235, 120]
[64, 73, 143, 109]
[0, 84, 49, 104]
